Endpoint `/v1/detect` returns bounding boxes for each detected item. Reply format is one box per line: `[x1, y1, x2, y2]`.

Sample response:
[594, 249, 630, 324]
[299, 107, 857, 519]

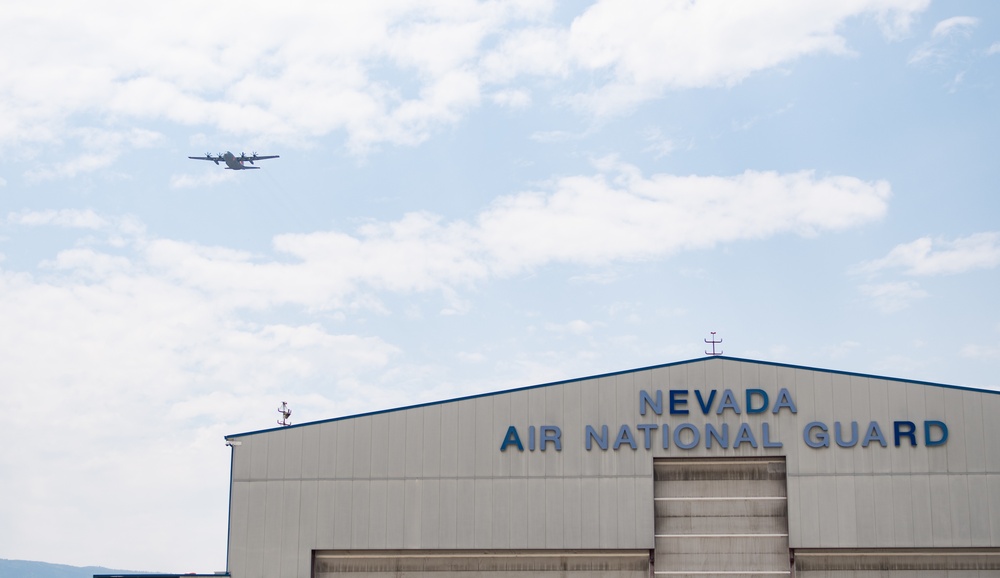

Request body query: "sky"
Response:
[1, 0, 999, 572]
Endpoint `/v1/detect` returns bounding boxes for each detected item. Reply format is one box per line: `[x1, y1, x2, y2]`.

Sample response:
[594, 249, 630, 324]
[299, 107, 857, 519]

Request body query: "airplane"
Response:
[188, 151, 279, 170]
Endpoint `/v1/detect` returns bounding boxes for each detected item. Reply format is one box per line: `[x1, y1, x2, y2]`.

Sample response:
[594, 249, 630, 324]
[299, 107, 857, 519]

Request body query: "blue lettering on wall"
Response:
[670, 390, 689, 415]
[716, 389, 741, 414]
[746, 389, 769, 414]
[639, 390, 662, 416]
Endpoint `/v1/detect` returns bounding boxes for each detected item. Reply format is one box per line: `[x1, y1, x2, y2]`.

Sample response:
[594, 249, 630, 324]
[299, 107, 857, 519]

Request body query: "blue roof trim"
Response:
[225, 355, 998, 439]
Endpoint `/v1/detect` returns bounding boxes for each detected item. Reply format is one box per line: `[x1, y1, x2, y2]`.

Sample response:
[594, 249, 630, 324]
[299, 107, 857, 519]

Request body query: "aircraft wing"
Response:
[188, 155, 221, 163]
[238, 154, 279, 162]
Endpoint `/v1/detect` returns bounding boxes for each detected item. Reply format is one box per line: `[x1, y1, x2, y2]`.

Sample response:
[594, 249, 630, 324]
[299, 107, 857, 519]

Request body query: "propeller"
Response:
[249, 151, 258, 164]
[208, 152, 219, 165]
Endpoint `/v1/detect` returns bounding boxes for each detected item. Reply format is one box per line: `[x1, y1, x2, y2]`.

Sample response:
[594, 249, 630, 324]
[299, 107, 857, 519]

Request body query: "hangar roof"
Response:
[224, 355, 997, 440]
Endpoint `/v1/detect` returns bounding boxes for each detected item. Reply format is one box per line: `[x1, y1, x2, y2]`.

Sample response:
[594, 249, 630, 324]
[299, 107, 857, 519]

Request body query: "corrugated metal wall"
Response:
[654, 458, 790, 576]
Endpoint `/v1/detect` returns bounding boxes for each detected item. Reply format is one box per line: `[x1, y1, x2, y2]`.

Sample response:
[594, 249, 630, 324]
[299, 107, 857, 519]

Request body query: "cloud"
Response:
[860, 281, 928, 313]
[909, 15, 979, 65]
[7, 208, 109, 229]
[988, 42, 1000, 56]
[931, 16, 979, 39]
[855, 232, 1000, 276]
[170, 170, 237, 189]
[0, 0, 929, 156]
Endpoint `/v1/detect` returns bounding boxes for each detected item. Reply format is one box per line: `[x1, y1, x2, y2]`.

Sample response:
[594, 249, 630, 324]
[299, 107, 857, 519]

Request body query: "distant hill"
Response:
[0, 559, 153, 578]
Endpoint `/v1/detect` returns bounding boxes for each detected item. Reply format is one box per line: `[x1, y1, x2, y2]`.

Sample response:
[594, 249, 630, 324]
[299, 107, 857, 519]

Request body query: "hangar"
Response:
[223, 356, 1000, 577]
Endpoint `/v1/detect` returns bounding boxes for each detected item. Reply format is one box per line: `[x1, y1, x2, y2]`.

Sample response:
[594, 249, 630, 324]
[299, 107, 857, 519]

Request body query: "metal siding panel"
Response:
[989, 475, 1000, 546]
[562, 382, 582, 477]
[526, 477, 546, 546]
[597, 377, 618, 475]
[387, 411, 406, 479]
[544, 384, 563, 477]
[282, 428, 303, 481]
[455, 478, 475, 548]
[491, 477, 511, 549]
[891, 474, 914, 546]
[812, 372, 837, 475]
[925, 386, 948, 473]
[491, 393, 510, 477]
[872, 474, 894, 545]
[366, 479, 387, 549]
[963, 392, 987, 473]
[929, 474, 954, 546]
[614, 374, 636, 475]
[476, 397, 494, 478]
[507, 392, 528, 477]
[385, 479, 404, 547]
[250, 434, 269, 480]
[403, 479, 421, 548]
[949, 475, 972, 546]
[581, 476, 601, 548]
[300, 425, 320, 480]
[267, 432, 286, 480]
[944, 388, 968, 473]
[317, 422, 338, 480]
[298, 480, 318, 569]
[599, 475, 618, 548]
[438, 478, 458, 548]
[792, 371, 818, 477]
[229, 481, 250, 578]
[245, 482, 267, 578]
[332, 480, 353, 549]
[910, 474, 934, 547]
[836, 475, 858, 547]
[420, 478, 441, 548]
[233, 441, 251, 481]
[579, 379, 601, 477]
[350, 480, 370, 548]
[262, 481, 283, 578]
[368, 412, 389, 479]
[870, 380, 892, 474]
[907, 384, 931, 472]
[316, 481, 335, 547]
[816, 475, 839, 546]
[562, 476, 582, 547]
[527, 387, 547, 477]
[352, 416, 372, 481]
[439, 401, 459, 478]
[422, 404, 442, 478]
[404, 407, 424, 479]
[457, 399, 476, 477]
[280, 481, 301, 578]
[967, 474, 990, 547]
[887, 381, 912, 473]
[545, 478, 564, 548]
[635, 472, 654, 549]
[508, 477, 528, 549]
[984, 395, 1000, 472]
[617, 476, 637, 548]
[851, 377, 874, 473]
[854, 476, 876, 546]
[334, 420, 355, 479]
[831, 373, 854, 475]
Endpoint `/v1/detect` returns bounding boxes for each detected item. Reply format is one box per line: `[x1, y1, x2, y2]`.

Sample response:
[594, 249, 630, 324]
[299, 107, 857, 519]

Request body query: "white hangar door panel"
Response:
[314, 550, 651, 578]
[654, 458, 790, 577]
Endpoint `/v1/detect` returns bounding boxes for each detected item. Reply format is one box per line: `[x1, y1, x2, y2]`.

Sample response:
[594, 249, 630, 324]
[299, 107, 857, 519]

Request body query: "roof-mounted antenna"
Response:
[277, 401, 292, 426]
[704, 332, 723, 356]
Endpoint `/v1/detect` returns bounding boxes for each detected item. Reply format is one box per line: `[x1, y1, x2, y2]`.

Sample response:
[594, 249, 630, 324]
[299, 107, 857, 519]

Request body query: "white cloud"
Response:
[7, 208, 109, 229]
[909, 15, 979, 65]
[0, 0, 929, 156]
[860, 281, 928, 313]
[855, 232, 1000, 276]
[988, 42, 1000, 56]
[170, 170, 237, 189]
[931, 16, 979, 39]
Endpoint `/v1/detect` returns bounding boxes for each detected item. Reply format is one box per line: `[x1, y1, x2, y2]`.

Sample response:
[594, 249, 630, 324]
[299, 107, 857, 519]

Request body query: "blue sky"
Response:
[1, 0, 999, 572]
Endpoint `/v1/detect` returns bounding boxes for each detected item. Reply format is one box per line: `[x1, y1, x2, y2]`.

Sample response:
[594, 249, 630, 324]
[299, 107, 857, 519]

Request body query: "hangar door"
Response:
[654, 458, 790, 576]
[314, 550, 651, 578]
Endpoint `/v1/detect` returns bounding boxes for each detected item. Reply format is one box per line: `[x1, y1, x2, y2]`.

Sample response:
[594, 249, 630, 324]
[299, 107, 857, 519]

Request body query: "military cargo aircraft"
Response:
[188, 151, 279, 170]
